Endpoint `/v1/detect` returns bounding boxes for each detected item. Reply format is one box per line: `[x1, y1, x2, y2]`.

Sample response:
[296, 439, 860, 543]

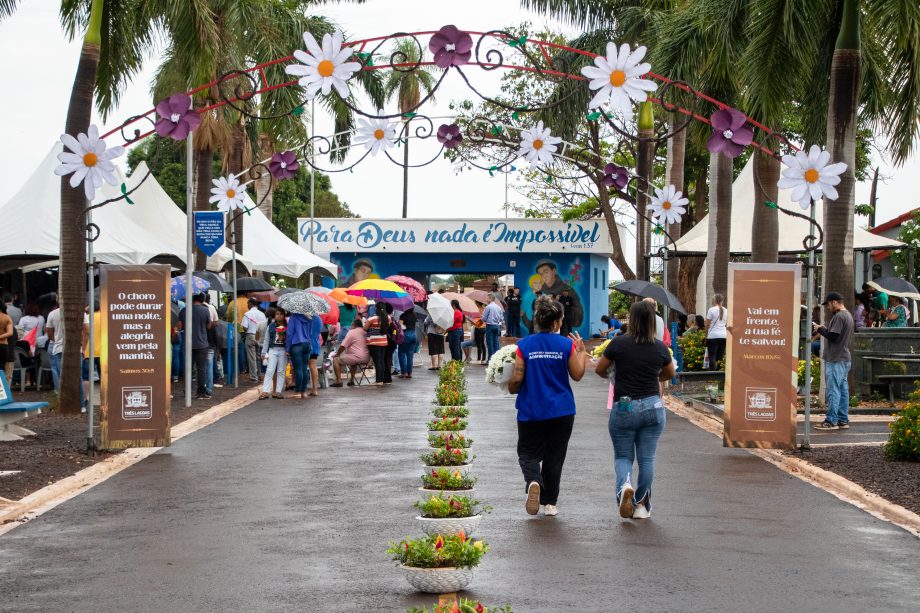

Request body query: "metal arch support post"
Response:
[86, 205, 95, 452]
[232, 229, 238, 389]
[801, 200, 816, 451]
[309, 98, 316, 287]
[185, 134, 194, 407]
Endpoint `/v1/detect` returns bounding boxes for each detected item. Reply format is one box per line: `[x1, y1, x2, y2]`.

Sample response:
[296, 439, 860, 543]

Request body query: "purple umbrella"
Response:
[706, 108, 754, 158]
[154, 93, 201, 141]
[429, 25, 473, 69]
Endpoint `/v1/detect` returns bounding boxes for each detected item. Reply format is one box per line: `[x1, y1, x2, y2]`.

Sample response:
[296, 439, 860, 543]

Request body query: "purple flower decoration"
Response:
[436, 124, 463, 149]
[154, 93, 200, 141]
[429, 25, 473, 69]
[268, 151, 299, 180]
[707, 107, 754, 158]
[602, 163, 629, 190]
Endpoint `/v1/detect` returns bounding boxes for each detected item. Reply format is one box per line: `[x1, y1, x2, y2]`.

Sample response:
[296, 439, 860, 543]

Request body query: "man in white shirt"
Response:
[242, 298, 266, 382]
[482, 294, 505, 360]
[3, 293, 22, 325]
[44, 302, 64, 391]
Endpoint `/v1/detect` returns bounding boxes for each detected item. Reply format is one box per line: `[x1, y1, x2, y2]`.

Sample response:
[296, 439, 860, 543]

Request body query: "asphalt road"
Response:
[0, 365, 917, 612]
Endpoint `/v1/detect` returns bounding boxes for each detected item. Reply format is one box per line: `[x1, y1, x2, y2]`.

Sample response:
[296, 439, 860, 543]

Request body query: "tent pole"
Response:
[185, 133, 193, 408]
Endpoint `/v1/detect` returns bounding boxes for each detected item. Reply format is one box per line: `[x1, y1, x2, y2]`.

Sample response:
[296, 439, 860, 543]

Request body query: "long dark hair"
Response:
[627, 301, 656, 344]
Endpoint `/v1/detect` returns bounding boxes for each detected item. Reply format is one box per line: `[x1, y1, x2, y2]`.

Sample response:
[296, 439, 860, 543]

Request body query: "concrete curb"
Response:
[0, 388, 259, 537]
[665, 397, 920, 539]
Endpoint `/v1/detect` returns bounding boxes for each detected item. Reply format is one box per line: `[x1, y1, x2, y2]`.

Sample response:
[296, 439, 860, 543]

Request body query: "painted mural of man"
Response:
[343, 258, 375, 287]
[533, 259, 583, 328]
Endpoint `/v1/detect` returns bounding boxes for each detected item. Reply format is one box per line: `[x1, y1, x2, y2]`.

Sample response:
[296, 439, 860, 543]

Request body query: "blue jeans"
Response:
[485, 324, 501, 359]
[51, 352, 62, 391]
[398, 330, 418, 375]
[608, 395, 666, 511]
[447, 329, 463, 361]
[289, 342, 311, 392]
[825, 360, 851, 425]
[205, 348, 215, 394]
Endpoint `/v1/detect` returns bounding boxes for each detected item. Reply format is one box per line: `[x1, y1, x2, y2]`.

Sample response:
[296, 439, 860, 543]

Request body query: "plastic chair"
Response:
[36, 349, 53, 391]
[12, 347, 30, 392]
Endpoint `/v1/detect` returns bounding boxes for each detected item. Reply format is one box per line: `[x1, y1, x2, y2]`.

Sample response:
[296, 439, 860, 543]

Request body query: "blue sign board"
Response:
[194, 211, 225, 257]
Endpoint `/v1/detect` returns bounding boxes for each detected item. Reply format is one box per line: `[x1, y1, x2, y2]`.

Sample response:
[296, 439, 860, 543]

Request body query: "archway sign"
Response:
[53, 26, 850, 448]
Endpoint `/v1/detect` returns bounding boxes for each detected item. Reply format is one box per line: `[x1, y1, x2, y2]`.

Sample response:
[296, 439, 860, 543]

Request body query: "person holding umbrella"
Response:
[260, 308, 288, 399]
[365, 302, 393, 385]
[447, 299, 465, 361]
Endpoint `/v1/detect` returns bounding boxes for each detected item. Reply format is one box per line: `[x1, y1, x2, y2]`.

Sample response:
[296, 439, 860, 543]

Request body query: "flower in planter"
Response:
[406, 598, 513, 613]
[429, 433, 473, 448]
[415, 492, 484, 519]
[421, 447, 472, 467]
[421, 467, 476, 491]
[428, 417, 468, 431]
[387, 533, 489, 569]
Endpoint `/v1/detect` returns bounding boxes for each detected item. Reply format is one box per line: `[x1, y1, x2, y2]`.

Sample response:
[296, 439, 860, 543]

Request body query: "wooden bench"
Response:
[0, 371, 48, 442]
[876, 374, 920, 404]
[675, 370, 725, 390]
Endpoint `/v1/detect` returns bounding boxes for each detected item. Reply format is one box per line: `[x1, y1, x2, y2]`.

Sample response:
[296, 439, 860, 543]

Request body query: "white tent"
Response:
[0, 145, 180, 269]
[239, 194, 337, 278]
[673, 157, 905, 254]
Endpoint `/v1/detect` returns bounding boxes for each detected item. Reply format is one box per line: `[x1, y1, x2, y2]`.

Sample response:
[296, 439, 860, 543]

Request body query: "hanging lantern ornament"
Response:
[776, 145, 847, 209]
[581, 42, 657, 119]
[268, 151, 300, 180]
[706, 108, 754, 158]
[285, 31, 362, 99]
[154, 93, 201, 141]
[53, 124, 125, 200]
[429, 25, 474, 69]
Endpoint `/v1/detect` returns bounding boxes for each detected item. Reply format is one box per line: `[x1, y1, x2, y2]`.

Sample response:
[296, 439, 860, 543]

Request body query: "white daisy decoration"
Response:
[209, 175, 246, 213]
[516, 121, 562, 168]
[580, 42, 658, 118]
[285, 31, 362, 99]
[649, 184, 688, 225]
[53, 124, 125, 200]
[355, 116, 397, 156]
[777, 144, 848, 209]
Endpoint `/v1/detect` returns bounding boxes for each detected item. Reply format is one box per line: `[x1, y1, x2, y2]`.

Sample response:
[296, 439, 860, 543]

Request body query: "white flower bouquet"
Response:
[485, 344, 517, 389]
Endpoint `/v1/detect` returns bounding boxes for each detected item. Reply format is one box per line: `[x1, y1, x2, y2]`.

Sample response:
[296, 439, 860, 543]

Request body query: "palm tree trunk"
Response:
[822, 0, 860, 309]
[677, 163, 708, 314]
[231, 122, 245, 258]
[402, 119, 410, 218]
[751, 151, 779, 263]
[58, 0, 102, 415]
[706, 152, 733, 302]
[665, 122, 686, 297]
[635, 102, 654, 281]
[194, 146, 212, 270]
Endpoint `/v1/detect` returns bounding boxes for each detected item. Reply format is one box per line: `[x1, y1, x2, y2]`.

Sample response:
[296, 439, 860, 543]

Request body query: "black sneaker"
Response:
[814, 421, 837, 430]
[837, 422, 850, 430]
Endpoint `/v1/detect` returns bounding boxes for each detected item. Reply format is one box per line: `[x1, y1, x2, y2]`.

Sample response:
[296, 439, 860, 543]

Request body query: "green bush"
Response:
[797, 356, 821, 393]
[885, 391, 920, 461]
[677, 330, 706, 371]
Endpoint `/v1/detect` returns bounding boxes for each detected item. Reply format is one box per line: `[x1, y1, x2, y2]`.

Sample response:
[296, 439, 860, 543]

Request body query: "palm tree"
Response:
[382, 39, 437, 218]
[0, 0, 160, 414]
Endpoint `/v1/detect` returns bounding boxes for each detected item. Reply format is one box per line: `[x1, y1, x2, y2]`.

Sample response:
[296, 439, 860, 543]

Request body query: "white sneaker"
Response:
[618, 482, 635, 518]
[632, 503, 651, 519]
[543, 504, 558, 517]
[525, 481, 541, 515]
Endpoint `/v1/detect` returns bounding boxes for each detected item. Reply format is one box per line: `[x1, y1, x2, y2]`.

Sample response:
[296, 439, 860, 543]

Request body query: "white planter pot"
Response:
[416, 513, 482, 537]
[418, 486, 475, 496]
[429, 442, 472, 450]
[423, 461, 473, 472]
[428, 430, 467, 438]
[400, 565, 475, 593]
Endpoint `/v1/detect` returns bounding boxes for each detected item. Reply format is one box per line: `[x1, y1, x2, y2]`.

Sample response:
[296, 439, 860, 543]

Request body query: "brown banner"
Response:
[723, 263, 801, 449]
[99, 265, 171, 449]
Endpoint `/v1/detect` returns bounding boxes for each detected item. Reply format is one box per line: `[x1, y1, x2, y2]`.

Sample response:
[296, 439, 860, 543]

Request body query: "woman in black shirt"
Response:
[595, 301, 674, 520]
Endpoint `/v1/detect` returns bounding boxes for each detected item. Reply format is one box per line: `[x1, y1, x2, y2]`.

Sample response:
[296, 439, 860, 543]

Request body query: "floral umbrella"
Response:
[386, 275, 427, 303]
[277, 291, 328, 317]
[309, 290, 340, 325]
[170, 275, 209, 300]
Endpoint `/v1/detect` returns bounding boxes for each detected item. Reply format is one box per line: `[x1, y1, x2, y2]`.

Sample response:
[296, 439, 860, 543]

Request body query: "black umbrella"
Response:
[234, 276, 273, 292]
[194, 271, 233, 293]
[413, 304, 429, 319]
[612, 280, 686, 315]
[277, 287, 301, 296]
[868, 277, 920, 301]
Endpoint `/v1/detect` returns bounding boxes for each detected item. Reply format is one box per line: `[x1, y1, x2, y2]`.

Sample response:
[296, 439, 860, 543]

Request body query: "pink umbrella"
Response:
[465, 289, 493, 305]
[386, 275, 427, 303]
[441, 292, 481, 318]
[309, 290, 340, 325]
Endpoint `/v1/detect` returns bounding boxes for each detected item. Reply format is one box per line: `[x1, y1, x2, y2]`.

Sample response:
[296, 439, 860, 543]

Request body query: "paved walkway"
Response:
[0, 365, 917, 612]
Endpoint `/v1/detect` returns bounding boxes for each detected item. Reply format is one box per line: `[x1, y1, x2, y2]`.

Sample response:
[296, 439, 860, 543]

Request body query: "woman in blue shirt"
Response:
[508, 296, 587, 517]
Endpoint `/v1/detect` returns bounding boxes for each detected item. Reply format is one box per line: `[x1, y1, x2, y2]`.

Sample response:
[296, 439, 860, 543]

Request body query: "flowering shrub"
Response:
[388, 532, 488, 569]
[677, 330, 706, 371]
[421, 446, 471, 466]
[486, 344, 517, 384]
[885, 390, 920, 461]
[429, 432, 472, 448]
[797, 356, 821, 393]
[435, 383, 468, 406]
[439, 360, 466, 385]
[421, 467, 476, 491]
[432, 406, 469, 418]
[407, 599, 512, 613]
[414, 493, 483, 518]
[428, 417, 467, 431]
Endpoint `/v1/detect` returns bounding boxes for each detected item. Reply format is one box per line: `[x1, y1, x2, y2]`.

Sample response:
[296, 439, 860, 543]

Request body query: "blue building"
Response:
[299, 218, 621, 338]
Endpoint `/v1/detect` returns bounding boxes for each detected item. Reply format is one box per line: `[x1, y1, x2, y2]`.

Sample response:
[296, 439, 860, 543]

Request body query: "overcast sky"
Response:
[1, 0, 918, 276]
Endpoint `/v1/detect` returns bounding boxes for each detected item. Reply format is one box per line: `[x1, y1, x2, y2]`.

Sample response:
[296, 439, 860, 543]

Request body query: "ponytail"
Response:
[713, 294, 725, 321]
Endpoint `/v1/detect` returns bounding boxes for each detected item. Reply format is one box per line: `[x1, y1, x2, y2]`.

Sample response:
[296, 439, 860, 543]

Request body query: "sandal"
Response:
[259, 392, 269, 399]
[347, 381, 356, 387]
[309, 392, 318, 397]
[330, 382, 343, 388]
[271, 393, 284, 399]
